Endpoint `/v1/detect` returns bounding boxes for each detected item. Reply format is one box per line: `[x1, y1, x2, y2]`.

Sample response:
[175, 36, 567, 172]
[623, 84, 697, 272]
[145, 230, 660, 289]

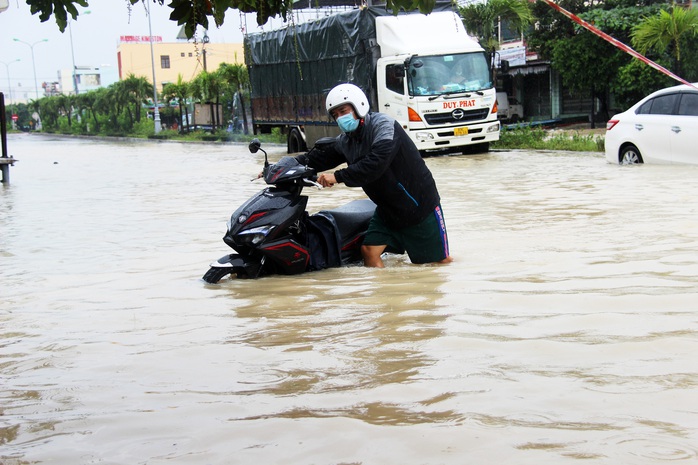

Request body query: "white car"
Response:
[605, 82, 698, 164]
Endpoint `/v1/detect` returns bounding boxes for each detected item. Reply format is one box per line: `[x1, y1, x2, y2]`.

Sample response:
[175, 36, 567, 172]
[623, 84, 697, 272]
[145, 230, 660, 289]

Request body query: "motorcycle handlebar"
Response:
[305, 178, 323, 190]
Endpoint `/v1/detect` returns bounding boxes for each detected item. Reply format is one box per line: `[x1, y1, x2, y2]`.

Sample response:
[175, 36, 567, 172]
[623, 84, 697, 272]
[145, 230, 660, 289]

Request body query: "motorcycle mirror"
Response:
[248, 138, 261, 153]
[313, 137, 336, 151]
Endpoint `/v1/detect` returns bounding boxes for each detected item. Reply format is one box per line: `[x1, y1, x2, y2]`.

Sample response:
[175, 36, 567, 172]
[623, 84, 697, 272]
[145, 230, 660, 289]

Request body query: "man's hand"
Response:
[318, 173, 337, 188]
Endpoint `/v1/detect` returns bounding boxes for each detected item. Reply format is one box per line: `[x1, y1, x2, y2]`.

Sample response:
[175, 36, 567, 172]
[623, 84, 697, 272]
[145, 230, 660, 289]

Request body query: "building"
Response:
[496, 19, 600, 124]
[116, 36, 245, 92]
[57, 65, 120, 95]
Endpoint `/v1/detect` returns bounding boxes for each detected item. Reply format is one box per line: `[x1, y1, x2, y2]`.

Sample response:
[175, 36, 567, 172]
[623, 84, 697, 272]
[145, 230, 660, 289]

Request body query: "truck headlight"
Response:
[487, 123, 500, 133]
[415, 132, 434, 142]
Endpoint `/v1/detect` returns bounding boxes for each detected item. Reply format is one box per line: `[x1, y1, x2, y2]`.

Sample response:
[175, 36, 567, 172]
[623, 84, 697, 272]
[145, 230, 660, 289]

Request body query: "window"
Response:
[385, 64, 404, 94]
[181, 52, 185, 57]
[638, 93, 679, 115]
[160, 55, 170, 69]
[407, 52, 492, 96]
[678, 93, 698, 116]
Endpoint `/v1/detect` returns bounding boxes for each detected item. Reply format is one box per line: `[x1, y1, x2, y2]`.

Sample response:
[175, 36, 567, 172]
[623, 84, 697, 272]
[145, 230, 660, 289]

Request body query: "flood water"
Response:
[1, 133, 697, 464]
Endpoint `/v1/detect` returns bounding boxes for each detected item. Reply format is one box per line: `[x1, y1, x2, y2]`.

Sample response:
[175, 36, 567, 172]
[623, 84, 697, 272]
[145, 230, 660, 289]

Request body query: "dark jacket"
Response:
[297, 112, 440, 229]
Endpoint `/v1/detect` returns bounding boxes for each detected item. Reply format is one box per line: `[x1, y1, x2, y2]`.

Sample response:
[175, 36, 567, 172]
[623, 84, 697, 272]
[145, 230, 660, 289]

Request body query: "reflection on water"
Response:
[1, 134, 697, 464]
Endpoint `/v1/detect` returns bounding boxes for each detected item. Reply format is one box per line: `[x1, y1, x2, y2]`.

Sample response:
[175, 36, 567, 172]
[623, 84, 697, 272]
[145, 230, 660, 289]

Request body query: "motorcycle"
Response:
[202, 138, 376, 283]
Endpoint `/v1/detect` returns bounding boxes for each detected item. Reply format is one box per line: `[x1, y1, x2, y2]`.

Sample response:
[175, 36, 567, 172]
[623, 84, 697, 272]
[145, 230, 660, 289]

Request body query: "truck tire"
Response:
[287, 128, 307, 154]
[463, 142, 490, 154]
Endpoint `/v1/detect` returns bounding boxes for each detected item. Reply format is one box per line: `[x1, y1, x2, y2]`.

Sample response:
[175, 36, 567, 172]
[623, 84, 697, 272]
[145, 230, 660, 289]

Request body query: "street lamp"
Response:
[68, 10, 91, 95]
[146, 1, 162, 133]
[1, 59, 20, 128]
[12, 38, 48, 100]
[1, 59, 20, 106]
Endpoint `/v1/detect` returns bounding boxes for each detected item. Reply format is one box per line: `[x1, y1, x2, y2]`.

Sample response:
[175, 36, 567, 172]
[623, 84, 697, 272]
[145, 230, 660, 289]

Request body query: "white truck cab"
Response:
[375, 12, 500, 154]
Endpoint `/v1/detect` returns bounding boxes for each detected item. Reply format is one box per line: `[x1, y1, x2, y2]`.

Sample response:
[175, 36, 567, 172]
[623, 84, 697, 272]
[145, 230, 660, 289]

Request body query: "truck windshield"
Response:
[407, 52, 492, 97]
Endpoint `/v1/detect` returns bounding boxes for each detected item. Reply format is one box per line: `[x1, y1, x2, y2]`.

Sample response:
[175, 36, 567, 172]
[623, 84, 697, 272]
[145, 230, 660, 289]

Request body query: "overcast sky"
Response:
[0, 1, 311, 101]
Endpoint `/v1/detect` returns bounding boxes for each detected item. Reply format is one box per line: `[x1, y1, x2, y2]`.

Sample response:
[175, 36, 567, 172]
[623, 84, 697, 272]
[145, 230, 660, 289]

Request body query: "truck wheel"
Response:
[510, 115, 519, 123]
[471, 142, 490, 153]
[287, 128, 307, 154]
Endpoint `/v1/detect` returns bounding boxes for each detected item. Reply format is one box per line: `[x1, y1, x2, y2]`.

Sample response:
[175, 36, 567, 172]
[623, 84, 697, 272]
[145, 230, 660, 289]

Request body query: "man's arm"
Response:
[334, 120, 400, 187]
[295, 139, 346, 173]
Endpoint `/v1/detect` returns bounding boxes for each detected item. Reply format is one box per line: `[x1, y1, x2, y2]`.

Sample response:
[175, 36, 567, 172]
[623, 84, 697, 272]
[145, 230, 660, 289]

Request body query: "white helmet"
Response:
[325, 83, 370, 119]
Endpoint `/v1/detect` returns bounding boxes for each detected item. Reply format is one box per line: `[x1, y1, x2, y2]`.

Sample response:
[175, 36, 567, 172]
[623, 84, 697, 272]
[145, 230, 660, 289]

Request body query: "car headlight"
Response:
[237, 225, 275, 245]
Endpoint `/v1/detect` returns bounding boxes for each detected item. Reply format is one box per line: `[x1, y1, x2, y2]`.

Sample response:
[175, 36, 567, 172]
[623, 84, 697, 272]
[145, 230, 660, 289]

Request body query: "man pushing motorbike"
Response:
[295, 83, 453, 268]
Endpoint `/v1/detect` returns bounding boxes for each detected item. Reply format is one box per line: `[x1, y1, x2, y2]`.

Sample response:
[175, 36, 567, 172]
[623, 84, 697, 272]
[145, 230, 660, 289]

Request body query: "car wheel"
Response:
[620, 144, 643, 164]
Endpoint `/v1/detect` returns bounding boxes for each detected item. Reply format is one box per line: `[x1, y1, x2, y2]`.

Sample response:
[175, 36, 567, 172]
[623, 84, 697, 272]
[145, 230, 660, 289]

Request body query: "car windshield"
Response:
[407, 52, 492, 97]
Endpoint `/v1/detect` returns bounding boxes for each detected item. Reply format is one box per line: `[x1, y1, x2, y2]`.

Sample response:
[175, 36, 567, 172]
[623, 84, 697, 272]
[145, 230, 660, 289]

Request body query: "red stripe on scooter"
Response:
[243, 211, 267, 226]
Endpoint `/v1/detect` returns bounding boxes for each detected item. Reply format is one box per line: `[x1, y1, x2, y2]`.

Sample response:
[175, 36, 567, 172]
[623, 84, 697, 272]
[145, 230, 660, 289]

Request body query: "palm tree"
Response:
[75, 91, 100, 133]
[217, 62, 250, 134]
[55, 93, 75, 128]
[103, 83, 130, 132]
[190, 70, 224, 131]
[121, 74, 154, 125]
[459, 0, 533, 54]
[632, 6, 698, 78]
[39, 96, 66, 131]
[162, 75, 191, 133]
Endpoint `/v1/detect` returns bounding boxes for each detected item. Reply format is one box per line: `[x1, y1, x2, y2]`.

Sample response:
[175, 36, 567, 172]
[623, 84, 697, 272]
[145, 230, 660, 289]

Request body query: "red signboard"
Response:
[119, 35, 163, 43]
[11, 114, 18, 121]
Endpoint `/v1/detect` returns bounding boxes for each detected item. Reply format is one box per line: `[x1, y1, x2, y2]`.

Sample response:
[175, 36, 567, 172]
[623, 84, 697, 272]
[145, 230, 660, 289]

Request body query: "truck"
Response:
[496, 92, 524, 123]
[244, 3, 501, 155]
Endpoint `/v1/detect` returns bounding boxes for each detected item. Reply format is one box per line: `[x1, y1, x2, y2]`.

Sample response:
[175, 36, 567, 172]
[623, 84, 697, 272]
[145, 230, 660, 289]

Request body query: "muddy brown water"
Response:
[1, 133, 697, 464]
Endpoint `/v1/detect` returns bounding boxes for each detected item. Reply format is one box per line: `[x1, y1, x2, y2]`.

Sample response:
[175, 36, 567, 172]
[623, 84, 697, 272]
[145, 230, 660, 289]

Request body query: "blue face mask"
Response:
[336, 113, 360, 133]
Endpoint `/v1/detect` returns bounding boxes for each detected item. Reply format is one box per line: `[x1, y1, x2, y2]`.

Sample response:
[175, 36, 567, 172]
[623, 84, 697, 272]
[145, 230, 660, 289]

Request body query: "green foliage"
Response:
[25, 0, 88, 30]
[525, 0, 692, 120]
[132, 118, 155, 137]
[459, 0, 533, 52]
[493, 126, 603, 152]
[611, 58, 674, 109]
[632, 7, 698, 77]
[551, 31, 624, 95]
[28, 0, 448, 40]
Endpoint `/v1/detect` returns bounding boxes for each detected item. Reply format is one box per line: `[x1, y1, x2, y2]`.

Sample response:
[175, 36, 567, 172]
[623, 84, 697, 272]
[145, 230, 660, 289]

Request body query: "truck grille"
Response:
[424, 108, 490, 125]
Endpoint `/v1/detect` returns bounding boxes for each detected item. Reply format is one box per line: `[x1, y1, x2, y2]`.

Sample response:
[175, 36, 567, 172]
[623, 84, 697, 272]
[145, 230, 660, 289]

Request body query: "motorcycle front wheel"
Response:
[202, 267, 233, 284]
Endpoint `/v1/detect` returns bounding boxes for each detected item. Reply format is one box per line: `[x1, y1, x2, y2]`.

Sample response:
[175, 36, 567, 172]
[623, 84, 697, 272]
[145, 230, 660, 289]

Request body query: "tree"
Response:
[162, 75, 191, 133]
[550, 31, 624, 125]
[217, 62, 249, 134]
[75, 90, 100, 133]
[526, 0, 670, 123]
[190, 70, 224, 131]
[25, 0, 443, 39]
[459, 0, 533, 54]
[121, 74, 153, 124]
[36, 96, 62, 131]
[631, 6, 698, 78]
[55, 93, 75, 128]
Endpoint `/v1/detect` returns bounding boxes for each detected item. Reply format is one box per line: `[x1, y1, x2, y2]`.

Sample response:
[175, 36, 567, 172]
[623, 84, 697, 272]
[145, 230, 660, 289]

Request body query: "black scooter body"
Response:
[203, 139, 375, 283]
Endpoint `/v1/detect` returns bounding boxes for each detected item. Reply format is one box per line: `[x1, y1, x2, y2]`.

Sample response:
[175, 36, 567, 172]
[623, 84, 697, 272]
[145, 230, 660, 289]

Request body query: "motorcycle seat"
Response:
[318, 199, 376, 244]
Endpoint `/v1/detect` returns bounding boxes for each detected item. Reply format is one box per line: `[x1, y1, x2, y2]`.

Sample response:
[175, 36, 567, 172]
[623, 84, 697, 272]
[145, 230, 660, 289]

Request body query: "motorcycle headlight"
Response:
[237, 225, 275, 245]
